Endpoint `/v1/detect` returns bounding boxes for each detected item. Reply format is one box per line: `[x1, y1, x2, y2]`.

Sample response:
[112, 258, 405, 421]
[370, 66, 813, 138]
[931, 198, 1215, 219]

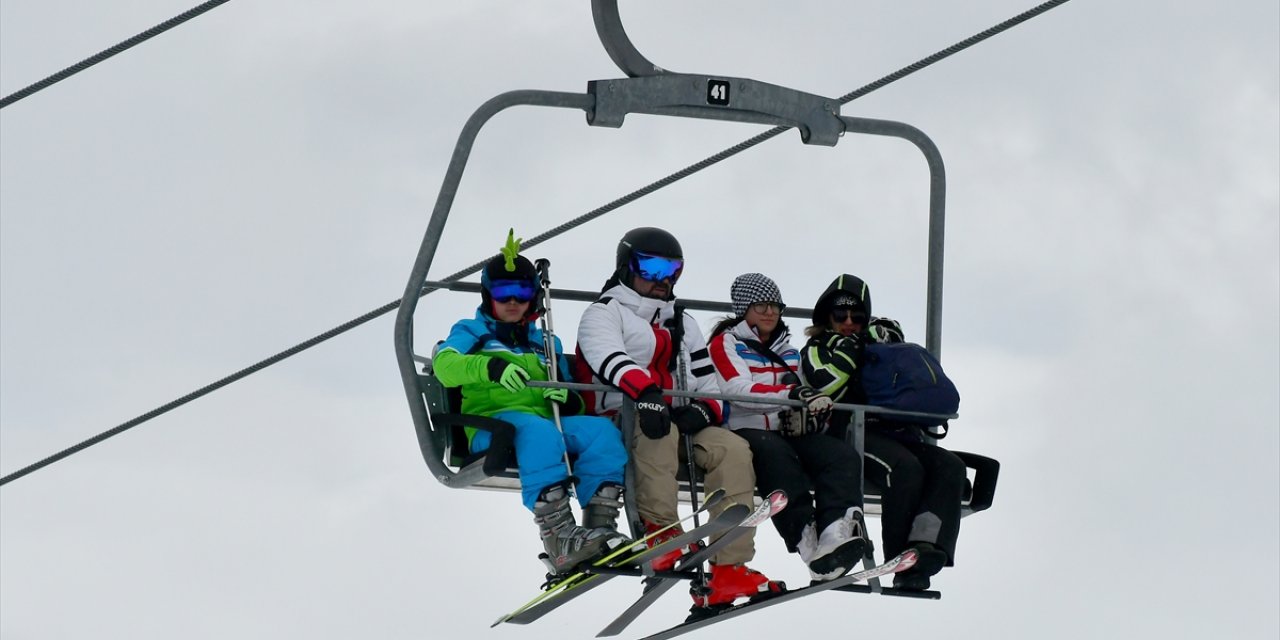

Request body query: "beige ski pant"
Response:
[631, 422, 757, 565]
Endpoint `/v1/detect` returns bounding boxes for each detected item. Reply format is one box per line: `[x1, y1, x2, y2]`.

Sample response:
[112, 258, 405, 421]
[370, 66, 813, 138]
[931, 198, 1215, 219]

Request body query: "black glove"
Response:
[486, 357, 531, 393]
[634, 386, 671, 439]
[867, 317, 904, 344]
[824, 331, 865, 363]
[671, 401, 715, 435]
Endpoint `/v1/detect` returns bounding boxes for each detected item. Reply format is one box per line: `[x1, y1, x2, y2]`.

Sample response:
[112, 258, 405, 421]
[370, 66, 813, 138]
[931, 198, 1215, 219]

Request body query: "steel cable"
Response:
[0, 0, 233, 109]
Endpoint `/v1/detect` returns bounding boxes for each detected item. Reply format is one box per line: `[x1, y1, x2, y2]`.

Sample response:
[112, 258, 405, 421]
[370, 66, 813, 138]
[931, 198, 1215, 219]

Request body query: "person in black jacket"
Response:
[800, 274, 966, 591]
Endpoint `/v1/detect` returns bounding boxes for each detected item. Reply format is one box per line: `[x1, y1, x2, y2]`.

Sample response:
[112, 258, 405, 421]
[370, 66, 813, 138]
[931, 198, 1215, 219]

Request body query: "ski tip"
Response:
[766, 489, 789, 511]
[896, 549, 920, 572]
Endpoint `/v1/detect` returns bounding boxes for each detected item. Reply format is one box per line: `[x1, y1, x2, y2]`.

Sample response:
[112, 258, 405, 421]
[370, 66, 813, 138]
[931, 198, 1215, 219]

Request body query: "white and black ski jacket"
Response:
[709, 319, 800, 431]
[574, 283, 725, 422]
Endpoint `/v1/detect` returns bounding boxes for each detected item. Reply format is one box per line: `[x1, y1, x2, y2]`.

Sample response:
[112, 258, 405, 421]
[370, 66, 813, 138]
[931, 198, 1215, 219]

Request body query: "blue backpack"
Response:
[860, 342, 959, 427]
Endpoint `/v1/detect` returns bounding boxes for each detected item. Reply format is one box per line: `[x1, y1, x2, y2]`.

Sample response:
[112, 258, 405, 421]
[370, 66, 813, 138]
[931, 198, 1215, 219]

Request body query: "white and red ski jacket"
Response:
[708, 319, 800, 432]
[574, 283, 725, 422]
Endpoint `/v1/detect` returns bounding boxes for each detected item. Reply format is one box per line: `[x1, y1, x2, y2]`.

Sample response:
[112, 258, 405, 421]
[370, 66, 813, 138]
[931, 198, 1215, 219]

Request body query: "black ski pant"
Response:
[732, 428, 863, 552]
[862, 428, 966, 564]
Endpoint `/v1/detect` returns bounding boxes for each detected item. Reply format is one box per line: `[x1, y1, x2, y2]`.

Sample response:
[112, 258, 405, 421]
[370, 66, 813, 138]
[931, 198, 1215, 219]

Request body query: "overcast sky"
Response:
[2, 1, 1277, 639]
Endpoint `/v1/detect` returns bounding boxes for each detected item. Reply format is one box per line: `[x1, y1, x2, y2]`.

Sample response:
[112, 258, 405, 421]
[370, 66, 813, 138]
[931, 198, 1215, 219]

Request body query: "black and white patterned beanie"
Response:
[730, 273, 783, 317]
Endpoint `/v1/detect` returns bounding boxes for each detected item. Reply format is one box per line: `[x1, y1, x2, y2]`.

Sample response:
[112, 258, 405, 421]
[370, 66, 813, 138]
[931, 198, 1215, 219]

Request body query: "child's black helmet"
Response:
[480, 230, 541, 321]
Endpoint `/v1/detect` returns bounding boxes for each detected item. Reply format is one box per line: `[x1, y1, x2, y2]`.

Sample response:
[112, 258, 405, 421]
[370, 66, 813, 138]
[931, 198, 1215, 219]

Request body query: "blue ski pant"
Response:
[471, 411, 627, 511]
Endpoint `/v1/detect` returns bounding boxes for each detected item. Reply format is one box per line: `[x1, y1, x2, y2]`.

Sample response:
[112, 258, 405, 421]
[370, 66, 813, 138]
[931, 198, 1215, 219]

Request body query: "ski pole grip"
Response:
[534, 258, 552, 286]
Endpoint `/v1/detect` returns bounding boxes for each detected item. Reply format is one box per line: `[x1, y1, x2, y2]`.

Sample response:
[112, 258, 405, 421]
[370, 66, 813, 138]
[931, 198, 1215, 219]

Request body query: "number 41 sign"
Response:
[706, 79, 730, 106]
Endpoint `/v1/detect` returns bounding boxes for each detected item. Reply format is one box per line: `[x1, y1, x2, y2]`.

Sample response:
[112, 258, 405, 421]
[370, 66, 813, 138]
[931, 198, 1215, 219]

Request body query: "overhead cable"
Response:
[0, 0, 233, 109]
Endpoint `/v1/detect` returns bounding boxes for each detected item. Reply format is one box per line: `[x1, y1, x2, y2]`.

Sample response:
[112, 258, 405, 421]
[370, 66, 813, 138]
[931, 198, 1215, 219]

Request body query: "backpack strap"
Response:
[740, 337, 796, 374]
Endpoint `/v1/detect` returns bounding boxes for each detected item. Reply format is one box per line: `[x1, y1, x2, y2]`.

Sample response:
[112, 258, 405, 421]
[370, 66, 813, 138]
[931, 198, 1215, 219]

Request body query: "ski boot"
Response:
[642, 520, 703, 572]
[690, 563, 785, 609]
[533, 482, 623, 574]
[892, 541, 947, 591]
[582, 481, 631, 543]
[798, 507, 870, 581]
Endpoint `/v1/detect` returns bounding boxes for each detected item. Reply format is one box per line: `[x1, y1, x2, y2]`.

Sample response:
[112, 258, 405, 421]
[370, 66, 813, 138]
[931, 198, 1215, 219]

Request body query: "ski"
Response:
[635, 548, 920, 640]
[498, 502, 746, 626]
[493, 491, 738, 626]
[491, 488, 728, 627]
[595, 490, 788, 637]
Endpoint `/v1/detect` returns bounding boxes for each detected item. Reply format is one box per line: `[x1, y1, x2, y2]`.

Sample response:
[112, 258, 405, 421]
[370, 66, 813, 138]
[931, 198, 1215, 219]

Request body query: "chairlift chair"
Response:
[394, 0, 999, 592]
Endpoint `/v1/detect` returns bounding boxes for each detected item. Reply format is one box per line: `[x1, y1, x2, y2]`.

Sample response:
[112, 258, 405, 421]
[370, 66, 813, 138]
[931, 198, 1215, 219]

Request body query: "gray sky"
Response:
[2, 1, 1277, 638]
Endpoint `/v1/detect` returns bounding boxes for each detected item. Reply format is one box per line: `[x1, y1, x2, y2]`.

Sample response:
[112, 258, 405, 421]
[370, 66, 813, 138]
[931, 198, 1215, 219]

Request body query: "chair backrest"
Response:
[417, 364, 518, 479]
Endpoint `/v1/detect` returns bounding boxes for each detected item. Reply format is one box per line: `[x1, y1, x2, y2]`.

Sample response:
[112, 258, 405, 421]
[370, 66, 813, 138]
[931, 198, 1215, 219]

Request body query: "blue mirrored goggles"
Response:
[631, 251, 684, 283]
[488, 279, 537, 303]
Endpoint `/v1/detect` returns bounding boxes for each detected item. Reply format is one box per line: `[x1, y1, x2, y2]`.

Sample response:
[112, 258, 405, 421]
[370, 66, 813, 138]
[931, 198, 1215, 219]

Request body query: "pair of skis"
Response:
[493, 488, 730, 626]
[493, 489, 783, 627]
[595, 490, 787, 636]
[632, 547, 921, 640]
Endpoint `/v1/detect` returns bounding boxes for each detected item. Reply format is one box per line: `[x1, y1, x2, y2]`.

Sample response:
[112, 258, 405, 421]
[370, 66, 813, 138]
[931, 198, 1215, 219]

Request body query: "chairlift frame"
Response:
[394, 0, 997, 549]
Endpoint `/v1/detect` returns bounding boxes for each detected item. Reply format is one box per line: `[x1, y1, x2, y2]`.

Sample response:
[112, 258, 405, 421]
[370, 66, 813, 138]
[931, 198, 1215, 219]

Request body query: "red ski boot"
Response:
[643, 521, 702, 572]
[691, 563, 785, 608]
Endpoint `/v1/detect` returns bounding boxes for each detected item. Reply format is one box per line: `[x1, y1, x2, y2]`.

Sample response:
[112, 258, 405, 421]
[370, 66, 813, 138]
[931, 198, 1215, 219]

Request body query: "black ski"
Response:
[495, 497, 743, 626]
[595, 490, 788, 637]
[635, 548, 920, 640]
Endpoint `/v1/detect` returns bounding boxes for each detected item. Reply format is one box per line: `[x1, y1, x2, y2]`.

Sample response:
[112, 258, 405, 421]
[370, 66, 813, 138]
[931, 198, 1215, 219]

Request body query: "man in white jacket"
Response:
[573, 227, 782, 611]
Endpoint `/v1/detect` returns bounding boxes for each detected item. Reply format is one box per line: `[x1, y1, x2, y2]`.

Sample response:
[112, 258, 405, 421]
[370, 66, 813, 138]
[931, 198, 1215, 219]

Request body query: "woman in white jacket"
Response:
[707, 273, 870, 581]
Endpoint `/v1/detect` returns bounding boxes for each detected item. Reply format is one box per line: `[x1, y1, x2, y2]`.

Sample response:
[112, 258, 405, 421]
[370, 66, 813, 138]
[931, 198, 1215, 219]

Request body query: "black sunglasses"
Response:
[831, 309, 867, 324]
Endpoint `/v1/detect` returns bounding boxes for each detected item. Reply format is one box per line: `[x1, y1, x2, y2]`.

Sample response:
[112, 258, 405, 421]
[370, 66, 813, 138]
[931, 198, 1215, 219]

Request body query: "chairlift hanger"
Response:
[393, 3, 1002, 611]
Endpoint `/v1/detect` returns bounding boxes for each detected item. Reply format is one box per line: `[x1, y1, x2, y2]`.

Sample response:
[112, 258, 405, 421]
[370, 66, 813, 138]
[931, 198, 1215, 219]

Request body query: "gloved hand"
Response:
[867, 317, 904, 344]
[487, 358, 530, 393]
[542, 386, 569, 404]
[824, 331, 864, 362]
[777, 410, 807, 437]
[634, 386, 671, 439]
[671, 401, 715, 435]
[788, 385, 834, 421]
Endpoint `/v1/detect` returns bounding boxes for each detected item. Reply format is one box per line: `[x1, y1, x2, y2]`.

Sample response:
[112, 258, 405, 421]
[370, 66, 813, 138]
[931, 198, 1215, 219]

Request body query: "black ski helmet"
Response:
[615, 226, 683, 278]
[480, 252, 540, 321]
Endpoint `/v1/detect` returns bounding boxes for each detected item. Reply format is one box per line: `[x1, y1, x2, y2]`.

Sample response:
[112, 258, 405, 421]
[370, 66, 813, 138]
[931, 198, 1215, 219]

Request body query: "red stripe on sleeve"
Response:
[703, 399, 725, 424]
[709, 334, 741, 380]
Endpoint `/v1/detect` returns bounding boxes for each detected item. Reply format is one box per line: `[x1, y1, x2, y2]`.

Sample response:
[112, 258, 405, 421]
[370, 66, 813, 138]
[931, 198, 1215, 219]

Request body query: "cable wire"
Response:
[0, 0, 1071, 486]
[0, 0, 233, 110]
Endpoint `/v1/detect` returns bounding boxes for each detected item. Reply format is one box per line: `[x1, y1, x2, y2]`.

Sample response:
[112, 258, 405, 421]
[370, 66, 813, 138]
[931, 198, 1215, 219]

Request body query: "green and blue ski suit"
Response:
[435, 309, 627, 510]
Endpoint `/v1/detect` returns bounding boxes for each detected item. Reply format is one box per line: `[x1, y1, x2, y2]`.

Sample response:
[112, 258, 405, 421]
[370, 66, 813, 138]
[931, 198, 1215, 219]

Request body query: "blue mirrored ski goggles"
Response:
[489, 279, 537, 303]
[631, 251, 684, 283]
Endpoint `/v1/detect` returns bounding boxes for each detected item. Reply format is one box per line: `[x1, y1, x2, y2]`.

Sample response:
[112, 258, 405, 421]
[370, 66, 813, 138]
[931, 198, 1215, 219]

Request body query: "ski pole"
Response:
[670, 305, 701, 526]
[535, 258, 574, 483]
[672, 304, 708, 593]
